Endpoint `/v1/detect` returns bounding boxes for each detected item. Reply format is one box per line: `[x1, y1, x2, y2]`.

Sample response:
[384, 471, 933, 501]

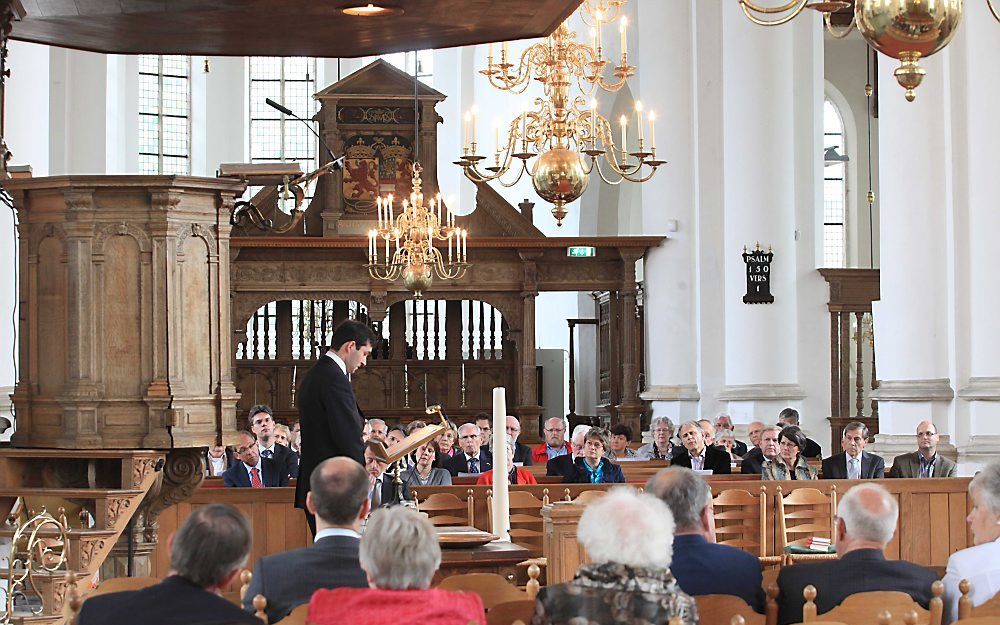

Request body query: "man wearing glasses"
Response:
[887, 421, 957, 478]
[532, 417, 572, 464]
[223, 431, 290, 488]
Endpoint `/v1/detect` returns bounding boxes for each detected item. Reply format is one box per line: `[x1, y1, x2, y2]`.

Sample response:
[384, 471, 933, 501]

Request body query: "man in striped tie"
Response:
[222, 431, 290, 488]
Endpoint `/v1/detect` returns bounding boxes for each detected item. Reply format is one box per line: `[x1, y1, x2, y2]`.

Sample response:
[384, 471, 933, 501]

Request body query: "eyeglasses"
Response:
[236, 445, 254, 454]
[544, 428, 566, 433]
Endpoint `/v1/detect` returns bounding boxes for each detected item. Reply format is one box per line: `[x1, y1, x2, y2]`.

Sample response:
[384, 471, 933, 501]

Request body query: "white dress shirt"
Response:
[208, 455, 227, 476]
[243, 460, 263, 485]
[943, 536, 1000, 623]
[325, 351, 348, 376]
[847, 453, 862, 479]
[315, 527, 361, 541]
[258, 442, 277, 459]
[689, 447, 706, 471]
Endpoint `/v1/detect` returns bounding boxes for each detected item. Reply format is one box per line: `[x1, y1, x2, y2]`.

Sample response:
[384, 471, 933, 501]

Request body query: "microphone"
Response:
[264, 98, 343, 170]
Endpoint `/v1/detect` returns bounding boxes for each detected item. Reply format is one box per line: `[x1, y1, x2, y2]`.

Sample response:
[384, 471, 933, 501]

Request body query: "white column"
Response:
[203, 57, 248, 170]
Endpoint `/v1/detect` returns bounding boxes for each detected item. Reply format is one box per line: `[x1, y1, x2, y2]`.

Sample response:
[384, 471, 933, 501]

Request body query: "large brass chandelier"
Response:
[739, 0, 998, 102]
[455, 0, 663, 226]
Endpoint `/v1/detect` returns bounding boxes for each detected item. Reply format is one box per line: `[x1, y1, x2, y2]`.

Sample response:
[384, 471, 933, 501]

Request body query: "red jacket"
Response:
[531, 441, 572, 465]
[476, 466, 538, 485]
[309, 587, 485, 625]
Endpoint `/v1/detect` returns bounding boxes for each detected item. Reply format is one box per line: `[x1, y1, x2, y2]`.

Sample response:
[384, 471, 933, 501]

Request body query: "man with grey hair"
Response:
[887, 420, 957, 478]
[242, 457, 369, 622]
[546, 423, 591, 479]
[646, 467, 764, 611]
[714, 413, 748, 456]
[741, 425, 781, 474]
[533, 416, 571, 464]
[671, 421, 732, 474]
[821, 421, 885, 479]
[776, 483, 937, 625]
[443, 422, 493, 476]
[79, 504, 259, 625]
[366, 418, 388, 442]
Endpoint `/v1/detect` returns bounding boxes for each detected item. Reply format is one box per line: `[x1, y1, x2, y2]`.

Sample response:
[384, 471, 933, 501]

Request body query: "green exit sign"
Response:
[567, 246, 596, 258]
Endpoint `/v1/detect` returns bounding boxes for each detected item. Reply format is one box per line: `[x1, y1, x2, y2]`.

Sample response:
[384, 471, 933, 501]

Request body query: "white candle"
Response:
[590, 98, 597, 145]
[464, 112, 471, 150]
[649, 111, 656, 150]
[471, 106, 477, 147]
[590, 27, 596, 53]
[595, 10, 602, 58]
[488, 42, 494, 63]
[428, 226, 433, 249]
[636, 101, 644, 144]
[448, 232, 453, 263]
[463, 230, 468, 261]
[620, 115, 627, 153]
[491, 387, 510, 541]
[384, 233, 389, 262]
[462, 362, 466, 382]
[620, 17, 627, 57]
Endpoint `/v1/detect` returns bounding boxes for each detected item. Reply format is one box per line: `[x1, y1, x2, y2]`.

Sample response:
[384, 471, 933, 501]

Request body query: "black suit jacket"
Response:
[444, 450, 493, 477]
[372, 471, 410, 506]
[260, 443, 299, 479]
[821, 451, 886, 479]
[221, 458, 289, 488]
[563, 457, 626, 484]
[671, 445, 733, 474]
[242, 534, 367, 622]
[802, 437, 823, 459]
[776, 549, 937, 625]
[295, 356, 365, 509]
[513, 442, 534, 466]
[80, 575, 261, 625]
[734, 439, 749, 457]
[546, 454, 576, 479]
[741, 447, 765, 474]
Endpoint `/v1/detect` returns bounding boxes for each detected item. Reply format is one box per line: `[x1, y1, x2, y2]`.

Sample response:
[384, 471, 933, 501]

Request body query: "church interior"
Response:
[1, 0, 999, 624]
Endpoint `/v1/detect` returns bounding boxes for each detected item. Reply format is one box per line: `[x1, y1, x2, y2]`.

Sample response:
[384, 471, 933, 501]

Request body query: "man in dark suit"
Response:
[243, 457, 369, 622]
[821, 421, 886, 479]
[444, 422, 493, 476]
[777, 407, 823, 459]
[777, 483, 937, 625]
[647, 466, 764, 611]
[741, 425, 781, 474]
[364, 445, 409, 506]
[249, 405, 298, 479]
[712, 414, 749, 457]
[79, 504, 260, 625]
[222, 431, 290, 488]
[547, 424, 592, 478]
[505, 415, 534, 466]
[887, 420, 958, 478]
[296, 320, 375, 535]
[671, 421, 732, 474]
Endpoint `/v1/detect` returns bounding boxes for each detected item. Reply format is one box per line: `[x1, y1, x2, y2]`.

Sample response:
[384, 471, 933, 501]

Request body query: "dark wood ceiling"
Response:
[9, 0, 583, 57]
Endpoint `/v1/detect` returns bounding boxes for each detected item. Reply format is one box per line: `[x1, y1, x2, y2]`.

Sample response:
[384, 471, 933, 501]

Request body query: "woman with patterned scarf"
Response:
[564, 427, 626, 484]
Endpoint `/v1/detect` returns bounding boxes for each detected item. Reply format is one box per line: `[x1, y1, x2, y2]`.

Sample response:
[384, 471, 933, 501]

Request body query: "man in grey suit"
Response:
[243, 457, 369, 622]
[887, 420, 957, 478]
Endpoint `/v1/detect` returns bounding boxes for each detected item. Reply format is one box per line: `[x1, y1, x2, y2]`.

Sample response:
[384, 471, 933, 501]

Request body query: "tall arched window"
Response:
[138, 55, 191, 174]
[822, 98, 848, 268]
[248, 57, 319, 172]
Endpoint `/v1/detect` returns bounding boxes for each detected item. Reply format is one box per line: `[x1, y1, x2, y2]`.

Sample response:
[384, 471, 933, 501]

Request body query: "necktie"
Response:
[250, 467, 263, 488]
[469, 457, 480, 474]
[849, 457, 860, 479]
[372, 479, 382, 508]
[261, 449, 273, 459]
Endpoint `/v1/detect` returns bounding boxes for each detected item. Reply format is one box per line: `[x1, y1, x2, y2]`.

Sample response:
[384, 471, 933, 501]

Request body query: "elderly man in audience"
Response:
[505, 415, 535, 465]
[477, 437, 538, 485]
[636, 416, 675, 461]
[365, 445, 407, 507]
[443, 423, 493, 476]
[222, 431, 289, 488]
[532, 487, 697, 625]
[402, 439, 452, 488]
[609, 423, 637, 459]
[79, 504, 260, 625]
[742, 426, 781, 475]
[564, 427, 625, 484]
[942, 460, 1000, 623]
[715, 413, 749, 456]
[533, 417, 572, 464]
[672, 421, 732, 474]
[822, 421, 885, 479]
[547, 424, 591, 479]
[762, 426, 818, 481]
[777, 482, 937, 625]
[367, 418, 388, 443]
[249, 405, 299, 479]
[777, 407, 822, 458]
[715, 429, 741, 463]
[307, 506, 486, 625]
[740, 421, 768, 473]
[646, 467, 764, 611]
[697, 418, 717, 447]
[243, 458, 369, 622]
[888, 420, 957, 478]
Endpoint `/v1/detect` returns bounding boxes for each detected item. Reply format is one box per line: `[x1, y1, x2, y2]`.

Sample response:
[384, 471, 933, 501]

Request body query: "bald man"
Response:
[887, 421, 957, 478]
[776, 483, 937, 625]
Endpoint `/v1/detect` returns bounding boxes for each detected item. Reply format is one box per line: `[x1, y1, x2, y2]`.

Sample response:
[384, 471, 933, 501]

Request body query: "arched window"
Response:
[139, 55, 191, 174]
[822, 98, 848, 268]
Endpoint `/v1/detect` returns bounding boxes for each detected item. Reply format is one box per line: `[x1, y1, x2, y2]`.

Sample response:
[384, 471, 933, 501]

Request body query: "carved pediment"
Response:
[315, 60, 445, 102]
[465, 182, 545, 238]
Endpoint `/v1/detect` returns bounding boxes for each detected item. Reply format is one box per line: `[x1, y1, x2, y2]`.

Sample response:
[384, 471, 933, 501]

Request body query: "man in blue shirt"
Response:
[646, 466, 765, 612]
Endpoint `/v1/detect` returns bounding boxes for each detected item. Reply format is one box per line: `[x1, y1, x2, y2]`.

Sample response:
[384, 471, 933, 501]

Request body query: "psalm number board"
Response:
[743, 243, 774, 304]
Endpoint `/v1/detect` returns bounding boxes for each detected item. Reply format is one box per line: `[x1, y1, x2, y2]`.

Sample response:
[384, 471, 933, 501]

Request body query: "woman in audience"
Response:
[308, 506, 485, 625]
[609, 424, 637, 459]
[565, 428, 626, 484]
[943, 460, 1000, 623]
[636, 416, 675, 461]
[715, 429, 740, 463]
[762, 426, 818, 480]
[434, 421, 458, 460]
[386, 425, 406, 446]
[477, 438, 538, 485]
[402, 439, 452, 488]
[532, 487, 697, 625]
[273, 424, 292, 448]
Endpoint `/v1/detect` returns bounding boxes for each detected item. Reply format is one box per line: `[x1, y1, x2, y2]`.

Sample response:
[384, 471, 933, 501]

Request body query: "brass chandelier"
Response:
[738, 0, 998, 102]
[455, 0, 663, 226]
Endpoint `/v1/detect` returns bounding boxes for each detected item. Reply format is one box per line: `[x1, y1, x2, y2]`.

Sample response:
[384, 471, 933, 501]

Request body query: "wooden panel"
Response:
[929, 493, 951, 565]
[102, 235, 143, 397]
[36, 236, 67, 396]
[180, 235, 211, 396]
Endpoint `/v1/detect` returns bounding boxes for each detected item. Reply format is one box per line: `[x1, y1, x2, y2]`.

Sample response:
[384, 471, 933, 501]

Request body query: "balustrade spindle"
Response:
[251, 310, 260, 359]
[466, 300, 474, 360]
[422, 300, 430, 360]
[490, 305, 498, 359]
[478, 301, 486, 361]
[855, 311, 865, 420]
[433, 300, 441, 360]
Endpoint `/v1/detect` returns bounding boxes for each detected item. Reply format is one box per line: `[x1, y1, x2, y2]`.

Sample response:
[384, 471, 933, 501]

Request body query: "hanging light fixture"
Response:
[455, 0, 664, 226]
[738, 0, 994, 102]
[366, 67, 469, 298]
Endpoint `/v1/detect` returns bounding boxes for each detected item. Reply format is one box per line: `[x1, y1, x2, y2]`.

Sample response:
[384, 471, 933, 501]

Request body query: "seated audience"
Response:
[547, 424, 590, 479]
[402, 440, 452, 488]
[636, 416, 675, 461]
[747, 420, 765, 450]
[777, 483, 937, 625]
[477, 437, 538, 485]
[533, 417, 572, 464]
[386, 425, 406, 446]
[777, 407, 822, 458]
[671, 421, 732, 474]
[942, 460, 1000, 623]
[405, 420, 427, 436]
[308, 506, 485, 625]
[367, 418, 388, 443]
[742, 426, 781, 475]
[564, 427, 625, 484]
[715, 413, 749, 456]
[223, 431, 289, 488]
[443, 423, 493, 476]
[609, 423, 637, 459]
[715, 429, 740, 463]
[205, 444, 234, 477]
[243, 457, 369, 622]
[822, 421, 885, 480]
[290, 421, 301, 454]
[887, 420, 957, 478]
[505, 415, 534, 465]
[532, 487, 697, 625]
[434, 421, 458, 464]
[365, 445, 407, 507]
[79, 504, 260, 625]
[249, 405, 299, 479]
[647, 466, 764, 612]
[762, 426, 818, 481]
[697, 419, 717, 447]
[474, 412, 493, 450]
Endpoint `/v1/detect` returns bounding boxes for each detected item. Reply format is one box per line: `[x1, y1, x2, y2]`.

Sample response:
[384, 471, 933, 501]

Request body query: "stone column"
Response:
[617, 250, 644, 438]
[514, 252, 543, 439]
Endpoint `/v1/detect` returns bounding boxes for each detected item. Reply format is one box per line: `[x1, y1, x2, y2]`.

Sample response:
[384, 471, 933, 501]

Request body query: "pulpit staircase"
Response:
[0, 449, 165, 625]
